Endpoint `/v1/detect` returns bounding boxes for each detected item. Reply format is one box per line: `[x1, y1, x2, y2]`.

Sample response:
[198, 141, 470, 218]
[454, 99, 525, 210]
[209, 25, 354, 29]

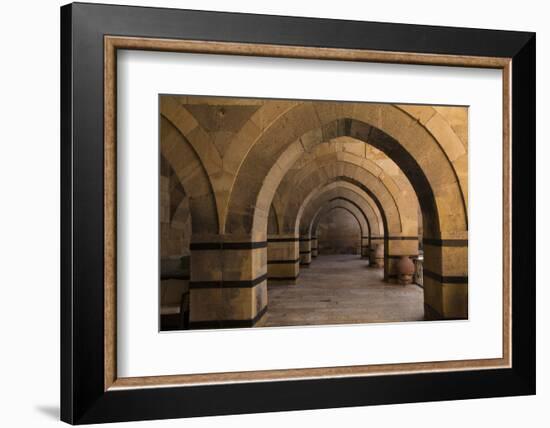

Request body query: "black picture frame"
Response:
[61, 2, 535, 424]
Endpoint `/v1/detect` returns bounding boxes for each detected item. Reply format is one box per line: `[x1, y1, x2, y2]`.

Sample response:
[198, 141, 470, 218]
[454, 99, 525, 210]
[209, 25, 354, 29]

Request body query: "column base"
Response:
[268, 275, 299, 285]
[189, 305, 268, 329]
[424, 303, 443, 321]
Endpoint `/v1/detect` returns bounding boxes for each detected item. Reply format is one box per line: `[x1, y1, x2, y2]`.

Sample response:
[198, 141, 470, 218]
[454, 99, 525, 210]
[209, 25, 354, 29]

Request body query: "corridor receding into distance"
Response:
[259, 254, 424, 327]
[159, 94, 469, 331]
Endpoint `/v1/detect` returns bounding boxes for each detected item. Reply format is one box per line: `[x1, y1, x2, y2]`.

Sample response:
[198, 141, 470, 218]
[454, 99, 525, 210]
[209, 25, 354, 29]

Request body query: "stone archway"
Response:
[312, 204, 365, 256]
[161, 97, 468, 327]
[229, 106, 466, 320]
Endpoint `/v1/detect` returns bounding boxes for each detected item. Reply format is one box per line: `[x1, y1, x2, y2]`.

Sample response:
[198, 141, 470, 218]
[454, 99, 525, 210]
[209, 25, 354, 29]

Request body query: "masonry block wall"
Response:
[159, 95, 469, 327]
[317, 208, 361, 255]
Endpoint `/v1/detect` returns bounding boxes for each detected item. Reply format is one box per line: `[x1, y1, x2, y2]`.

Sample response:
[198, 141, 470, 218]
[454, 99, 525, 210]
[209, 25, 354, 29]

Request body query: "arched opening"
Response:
[159, 95, 468, 330]
[158, 116, 219, 330]
[244, 111, 465, 321]
[159, 153, 191, 330]
[316, 207, 362, 255]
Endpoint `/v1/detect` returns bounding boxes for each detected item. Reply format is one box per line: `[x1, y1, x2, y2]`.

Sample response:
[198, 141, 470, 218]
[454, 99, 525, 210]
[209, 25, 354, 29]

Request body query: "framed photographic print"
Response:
[60, 2, 536, 424]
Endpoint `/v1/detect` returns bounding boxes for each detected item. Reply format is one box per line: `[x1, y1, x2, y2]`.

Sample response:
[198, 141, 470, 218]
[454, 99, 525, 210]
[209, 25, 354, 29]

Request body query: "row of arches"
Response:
[160, 96, 468, 329]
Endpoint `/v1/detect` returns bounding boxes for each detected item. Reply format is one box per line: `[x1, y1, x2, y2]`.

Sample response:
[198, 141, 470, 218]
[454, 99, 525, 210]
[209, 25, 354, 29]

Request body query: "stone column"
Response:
[361, 235, 370, 258]
[188, 235, 268, 328]
[413, 256, 424, 286]
[299, 236, 312, 266]
[160, 255, 190, 330]
[267, 234, 300, 283]
[384, 236, 419, 282]
[311, 236, 319, 258]
[422, 237, 468, 320]
[369, 236, 384, 267]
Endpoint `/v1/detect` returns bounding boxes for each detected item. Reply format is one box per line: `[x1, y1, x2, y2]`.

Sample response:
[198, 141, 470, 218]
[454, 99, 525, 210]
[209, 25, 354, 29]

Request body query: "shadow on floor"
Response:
[35, 405, 59, 420]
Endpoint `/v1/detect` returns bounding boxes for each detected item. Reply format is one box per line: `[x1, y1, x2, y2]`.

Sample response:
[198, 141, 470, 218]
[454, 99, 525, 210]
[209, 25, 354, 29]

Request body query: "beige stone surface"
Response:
[189, 282, 267, 322]
[423, 244, 468, 276]
[222, 247, 266, 281]
[267, 240, 299, 261]
[160, 95, 469, 324]
[189, 288, 223, 322]
[423, 277, 468, 319]
[386, 239, 419, 255]
[317, 208, 362, 255]
[259, 255, 424, 327]
[267, 262, 300, 278]
[190, 250, 222, 282]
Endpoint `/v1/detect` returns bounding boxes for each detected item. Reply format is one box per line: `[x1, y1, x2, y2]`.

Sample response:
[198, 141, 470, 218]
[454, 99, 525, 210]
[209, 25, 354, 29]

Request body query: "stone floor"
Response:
[257, 254, 424, 327]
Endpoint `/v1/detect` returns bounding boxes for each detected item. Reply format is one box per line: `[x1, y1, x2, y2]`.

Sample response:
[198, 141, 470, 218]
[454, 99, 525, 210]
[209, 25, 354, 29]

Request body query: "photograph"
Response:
[159, 95, 469, 331]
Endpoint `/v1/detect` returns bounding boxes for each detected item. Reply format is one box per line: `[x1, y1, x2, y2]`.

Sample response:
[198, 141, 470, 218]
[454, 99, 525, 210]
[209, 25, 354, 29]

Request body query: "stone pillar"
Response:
[384, 236, 419, 282]
[299, 236, 312, 266]
[361, 235, 370, 258]
[267, 234, 300, 283]
[160, 255, 190, 330]
[413, 256, 424, 286]
[188, 236, 268, 328]
[311, 236, 318, 258]
[369, 237, 384, 267]
[422, 237, 468, 320]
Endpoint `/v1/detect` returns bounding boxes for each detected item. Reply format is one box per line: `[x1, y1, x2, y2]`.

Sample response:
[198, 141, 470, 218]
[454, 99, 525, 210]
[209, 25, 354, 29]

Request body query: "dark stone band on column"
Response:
[423, 238, 468, 247]
[424, 303, 443, 320]
[424, 303, 466, 320]
[161, 274, 190, 280]
[267, 237, 299, 242]
[189, 305, 268, 329]
[268, 274, 300, 281]
[423, 269, 468, 284]
[190, 241, 267, 250]
[387, 254, 418, 259]
[190, 273, 268, 289]
[267, 258, 300, 264]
